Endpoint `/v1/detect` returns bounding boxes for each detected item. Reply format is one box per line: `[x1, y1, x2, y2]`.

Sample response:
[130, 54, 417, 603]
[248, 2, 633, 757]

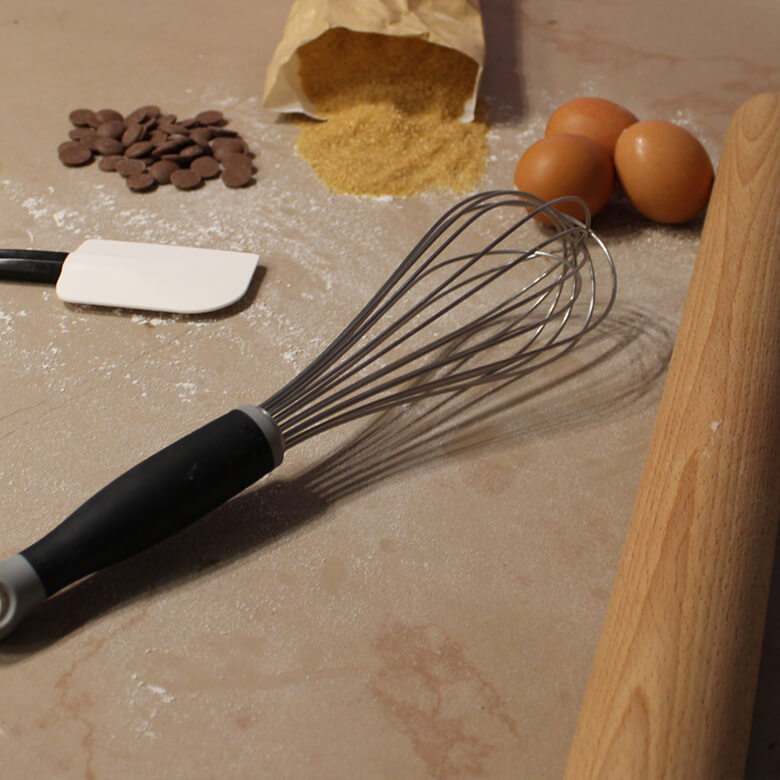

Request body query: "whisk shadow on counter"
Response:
[0, 302, 674, 656]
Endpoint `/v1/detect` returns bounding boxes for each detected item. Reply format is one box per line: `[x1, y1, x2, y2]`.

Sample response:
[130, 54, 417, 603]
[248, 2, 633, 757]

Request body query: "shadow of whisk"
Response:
[0, 302, 673, 657]
[300, 304, 671, 503]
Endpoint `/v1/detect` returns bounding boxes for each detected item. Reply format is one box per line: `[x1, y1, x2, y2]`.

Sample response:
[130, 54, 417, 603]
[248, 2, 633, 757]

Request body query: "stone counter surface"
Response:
[1, 1, 778, 777]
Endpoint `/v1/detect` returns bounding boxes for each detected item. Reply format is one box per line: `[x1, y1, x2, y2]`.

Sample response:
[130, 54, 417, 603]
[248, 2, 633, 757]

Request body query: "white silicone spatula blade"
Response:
[55, 239, 259, 314]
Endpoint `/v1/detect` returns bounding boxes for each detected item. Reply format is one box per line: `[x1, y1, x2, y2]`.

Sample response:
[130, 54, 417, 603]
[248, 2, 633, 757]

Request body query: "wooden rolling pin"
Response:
[566, 92, 780, 779]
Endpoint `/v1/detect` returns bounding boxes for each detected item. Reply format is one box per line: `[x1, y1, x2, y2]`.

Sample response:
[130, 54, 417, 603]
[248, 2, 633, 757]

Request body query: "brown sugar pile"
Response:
[294, 28, 487, 198]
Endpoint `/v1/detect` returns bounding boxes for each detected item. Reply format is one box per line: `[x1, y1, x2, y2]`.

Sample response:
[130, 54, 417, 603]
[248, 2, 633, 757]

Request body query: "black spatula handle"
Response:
[0, 249, 67, 284]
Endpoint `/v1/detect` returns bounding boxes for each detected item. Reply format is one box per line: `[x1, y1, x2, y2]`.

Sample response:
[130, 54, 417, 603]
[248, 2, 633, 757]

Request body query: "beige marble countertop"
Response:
[1, 1, 778, 777]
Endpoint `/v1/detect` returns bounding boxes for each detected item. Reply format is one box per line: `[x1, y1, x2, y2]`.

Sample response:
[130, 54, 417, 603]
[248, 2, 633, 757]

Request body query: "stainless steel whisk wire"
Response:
[262, 190, 616, 447]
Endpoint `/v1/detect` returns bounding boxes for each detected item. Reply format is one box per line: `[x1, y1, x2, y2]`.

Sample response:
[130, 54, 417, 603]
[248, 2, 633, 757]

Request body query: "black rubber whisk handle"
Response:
[0, 406, 283, 638]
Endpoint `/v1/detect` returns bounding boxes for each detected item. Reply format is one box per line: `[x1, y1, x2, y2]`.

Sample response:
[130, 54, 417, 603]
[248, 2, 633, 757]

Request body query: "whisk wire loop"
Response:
[262, 190, 616, 447]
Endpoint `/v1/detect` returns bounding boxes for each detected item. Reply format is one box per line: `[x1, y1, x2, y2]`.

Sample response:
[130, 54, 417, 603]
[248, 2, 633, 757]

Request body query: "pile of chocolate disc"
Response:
[58, 105, 256, 192]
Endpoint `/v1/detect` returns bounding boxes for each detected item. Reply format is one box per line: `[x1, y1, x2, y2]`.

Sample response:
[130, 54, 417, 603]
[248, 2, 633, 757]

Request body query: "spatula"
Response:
[0, 239, 259, 314]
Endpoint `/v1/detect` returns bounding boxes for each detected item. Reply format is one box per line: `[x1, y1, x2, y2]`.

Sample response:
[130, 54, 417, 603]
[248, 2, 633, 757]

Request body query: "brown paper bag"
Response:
[262, 0, 485, 122]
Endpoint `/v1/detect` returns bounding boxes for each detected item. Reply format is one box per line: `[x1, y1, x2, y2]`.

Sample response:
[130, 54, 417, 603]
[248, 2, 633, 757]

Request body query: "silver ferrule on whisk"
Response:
[237, 405, 285, 467]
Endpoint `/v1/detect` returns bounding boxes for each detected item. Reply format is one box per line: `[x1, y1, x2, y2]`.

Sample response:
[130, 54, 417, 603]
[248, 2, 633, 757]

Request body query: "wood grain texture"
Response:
[565, 92, 780, 779]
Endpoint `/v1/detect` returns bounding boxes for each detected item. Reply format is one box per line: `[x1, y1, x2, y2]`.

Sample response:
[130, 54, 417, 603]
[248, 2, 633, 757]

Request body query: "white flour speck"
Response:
[130, 674, 177, 705]
[146, 684, 176, 704]
[173, 381, 198, 403]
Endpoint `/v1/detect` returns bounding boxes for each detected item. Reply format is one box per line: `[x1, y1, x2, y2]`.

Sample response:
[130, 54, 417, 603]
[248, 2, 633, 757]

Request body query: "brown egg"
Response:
[614, 120, 713, 224]
[513, 133, 614, 224]
[546, 97, 638, 158]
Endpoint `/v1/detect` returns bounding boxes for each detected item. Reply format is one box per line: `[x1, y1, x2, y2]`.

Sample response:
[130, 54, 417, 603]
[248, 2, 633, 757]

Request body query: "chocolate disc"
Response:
[194, 109, 224, 126]
[115, 158, 146, 177]
[69, 127, 97, 144]
[219, 151, 253, 170]
[189, 127, 213, 148]
[221, 164, 253, 188]
[153, 136, 188, 156]
[58, 141, 93, 166]
[125, 141, 155, 159]
[69, 108, 99, 127]
[126, 172, 156, 192]
[96, 119, 125, 139]
[149, 160, 179, 184]
[92, 136, 125, 155]
[190, 155, 220, 179]
[212, 137, 246, 159]
[149, 129, 168, 146]
[98, 154, 123, 172]
[126, 105, 161, 125]
[95, 108, 124, 124]
[170, 168, 202, 190]
[178, 144, 204, 160]
[121, 123, 146, 146]
[208, 127, 239, 138]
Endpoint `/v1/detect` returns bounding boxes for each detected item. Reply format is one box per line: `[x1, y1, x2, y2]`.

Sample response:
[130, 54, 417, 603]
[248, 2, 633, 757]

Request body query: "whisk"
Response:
[0, 190, 616, 638]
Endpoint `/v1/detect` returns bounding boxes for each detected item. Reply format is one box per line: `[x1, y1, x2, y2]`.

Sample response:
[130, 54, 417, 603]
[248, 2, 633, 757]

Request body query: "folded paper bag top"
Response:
[262, 0, 485, 122]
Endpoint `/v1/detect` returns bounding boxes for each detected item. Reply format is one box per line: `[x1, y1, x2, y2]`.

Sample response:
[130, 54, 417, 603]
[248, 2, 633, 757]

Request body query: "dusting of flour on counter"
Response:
[127, 673, 177, 742]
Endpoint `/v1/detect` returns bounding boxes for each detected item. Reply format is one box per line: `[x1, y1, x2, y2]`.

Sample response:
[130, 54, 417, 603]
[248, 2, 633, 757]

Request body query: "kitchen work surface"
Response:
[1, 1, 779, 778]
